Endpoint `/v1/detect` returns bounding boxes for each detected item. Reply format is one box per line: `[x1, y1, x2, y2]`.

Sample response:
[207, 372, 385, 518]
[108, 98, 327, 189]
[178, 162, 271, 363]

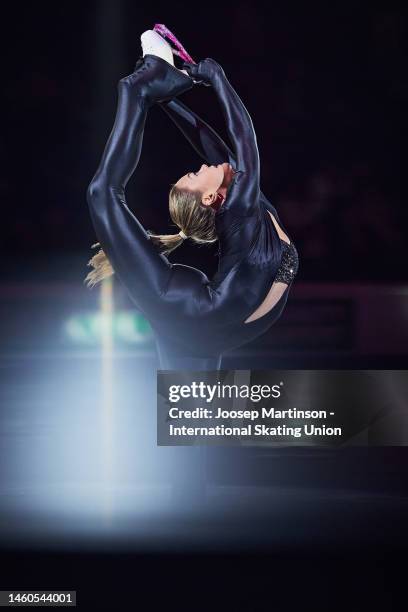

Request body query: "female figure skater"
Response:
[85, 54, 299, 371]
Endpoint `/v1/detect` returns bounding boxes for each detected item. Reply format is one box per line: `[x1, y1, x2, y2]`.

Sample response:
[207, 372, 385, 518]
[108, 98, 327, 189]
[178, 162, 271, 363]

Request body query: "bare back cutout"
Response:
[244, 210, 290, 324]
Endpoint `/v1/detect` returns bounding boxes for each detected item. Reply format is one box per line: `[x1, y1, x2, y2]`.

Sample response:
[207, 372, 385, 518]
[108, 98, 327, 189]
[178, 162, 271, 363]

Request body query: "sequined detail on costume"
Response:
[274, 240, 299, 284]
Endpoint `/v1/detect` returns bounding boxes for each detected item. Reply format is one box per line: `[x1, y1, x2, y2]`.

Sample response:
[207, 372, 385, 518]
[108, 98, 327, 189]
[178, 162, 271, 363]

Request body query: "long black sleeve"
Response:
[212, 71, 260, 175]
[210, 70, 261, 216]
[159, 97, 236, 167]
[87, 82, 172, 302]
[164, 59, 261, 217]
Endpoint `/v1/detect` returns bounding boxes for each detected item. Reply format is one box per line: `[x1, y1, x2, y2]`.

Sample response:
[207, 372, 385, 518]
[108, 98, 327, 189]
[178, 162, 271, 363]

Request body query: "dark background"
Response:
[2, 0, 406, 283]
[1, 2, 407, 608]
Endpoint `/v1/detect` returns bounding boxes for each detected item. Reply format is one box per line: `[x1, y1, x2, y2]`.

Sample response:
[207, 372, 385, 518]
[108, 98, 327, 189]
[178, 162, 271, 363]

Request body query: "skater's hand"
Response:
[181, 58, 225, 87]
[118, 55, 194, 105]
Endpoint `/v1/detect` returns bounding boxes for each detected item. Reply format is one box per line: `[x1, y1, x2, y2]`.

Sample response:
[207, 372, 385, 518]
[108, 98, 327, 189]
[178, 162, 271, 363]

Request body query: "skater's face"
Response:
[176, 163, 231, 206]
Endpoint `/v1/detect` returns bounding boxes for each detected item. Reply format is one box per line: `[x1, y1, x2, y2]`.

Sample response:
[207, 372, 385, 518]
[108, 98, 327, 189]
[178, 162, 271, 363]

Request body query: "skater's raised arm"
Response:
[159, 97, 235, 167]
[182, 58, 261, 216]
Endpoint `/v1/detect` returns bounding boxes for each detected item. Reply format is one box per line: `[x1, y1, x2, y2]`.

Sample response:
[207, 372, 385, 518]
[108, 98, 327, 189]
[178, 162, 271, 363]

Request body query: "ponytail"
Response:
[84, 183, 218, 289]
[147, 230, 185, 255]
[83, 242, 114, 288]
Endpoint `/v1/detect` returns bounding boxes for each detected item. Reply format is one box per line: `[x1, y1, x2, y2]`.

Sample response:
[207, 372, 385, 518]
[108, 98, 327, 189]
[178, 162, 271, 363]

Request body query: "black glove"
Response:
[182, 58, 225, 87]
[119, 55, 194, 105]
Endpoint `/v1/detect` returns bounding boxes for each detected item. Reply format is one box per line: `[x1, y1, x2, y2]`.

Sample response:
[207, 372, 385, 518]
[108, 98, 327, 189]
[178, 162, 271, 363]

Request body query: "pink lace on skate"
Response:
[153, 24, 196, 64]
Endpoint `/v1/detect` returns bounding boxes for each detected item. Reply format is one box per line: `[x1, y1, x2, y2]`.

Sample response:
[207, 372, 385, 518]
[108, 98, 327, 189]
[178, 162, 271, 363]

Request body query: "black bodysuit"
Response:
[87, 56, 299, 369]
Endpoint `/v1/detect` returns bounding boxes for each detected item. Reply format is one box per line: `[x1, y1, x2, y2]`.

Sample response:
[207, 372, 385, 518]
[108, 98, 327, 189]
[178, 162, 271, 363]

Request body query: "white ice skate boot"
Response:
[141, 29, 190, 77]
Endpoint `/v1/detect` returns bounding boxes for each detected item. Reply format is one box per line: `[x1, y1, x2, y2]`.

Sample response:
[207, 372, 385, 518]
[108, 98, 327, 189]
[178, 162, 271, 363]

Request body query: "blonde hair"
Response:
[84, 184, 218, 289]
[83, 242, 114, 289]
